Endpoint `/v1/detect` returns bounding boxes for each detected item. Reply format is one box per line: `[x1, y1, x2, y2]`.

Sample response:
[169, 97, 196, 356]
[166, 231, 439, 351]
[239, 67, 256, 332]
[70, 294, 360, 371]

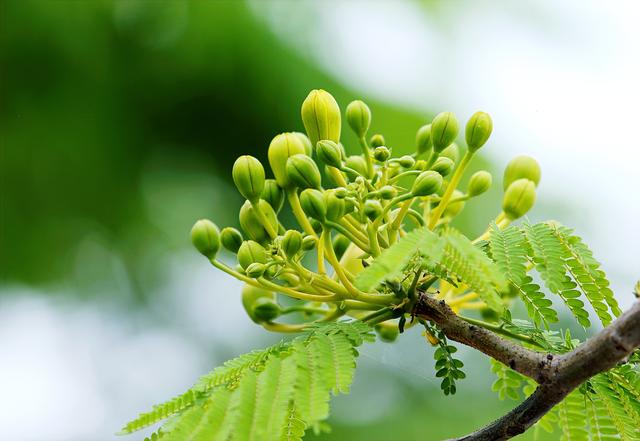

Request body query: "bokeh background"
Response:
[1, 1, 639, 440]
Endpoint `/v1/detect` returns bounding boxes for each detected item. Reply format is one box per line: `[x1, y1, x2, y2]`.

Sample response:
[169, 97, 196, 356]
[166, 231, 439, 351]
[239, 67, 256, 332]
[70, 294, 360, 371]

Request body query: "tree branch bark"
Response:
[414, 294, 640, 441]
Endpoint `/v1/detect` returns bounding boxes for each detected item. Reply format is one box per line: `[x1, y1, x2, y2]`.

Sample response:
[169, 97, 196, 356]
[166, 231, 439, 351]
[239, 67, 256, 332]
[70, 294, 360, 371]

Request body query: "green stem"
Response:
[428, 151, 473, 229]
[359, 136, 374, 178]
[250, 199, 278, 239]
[286, 188, 316, 236]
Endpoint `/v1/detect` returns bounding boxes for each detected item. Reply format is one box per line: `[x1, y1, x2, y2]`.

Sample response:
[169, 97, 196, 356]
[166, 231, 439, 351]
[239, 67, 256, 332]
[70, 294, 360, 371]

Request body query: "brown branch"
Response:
[414, 294, 640, 441]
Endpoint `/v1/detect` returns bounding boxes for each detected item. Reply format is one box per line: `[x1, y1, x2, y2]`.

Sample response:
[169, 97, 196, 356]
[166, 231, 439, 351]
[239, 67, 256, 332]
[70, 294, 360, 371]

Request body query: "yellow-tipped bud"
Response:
[301, 89, 341, 147]
[232, 155, 265, 202]
[467, 171, 493, 197]
[465, 111, 493, 152]
[300, 188, 326, 221]
[190, 219, 220, 259]
[282, 229, 303, 257]
[237, 240, 267, 269]
[346, 100, 371, 138]
[503, 155, 541, 190]
[268, 133, 307, 188]
[502, 178, 537, 220]
[412, 170, 443, 196]
[431, 111, 459, 153]
[261, 179, 284, 213]
[415, 124, 432, 156]
[316, 140, 343, 168]
[286, 154, 321, 189]
[220, 227, 243, 253]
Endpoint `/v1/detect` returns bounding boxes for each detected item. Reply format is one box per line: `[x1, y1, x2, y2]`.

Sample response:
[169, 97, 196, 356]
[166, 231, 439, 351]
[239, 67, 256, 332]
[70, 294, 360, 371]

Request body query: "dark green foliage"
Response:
[424, 323, 465, 396]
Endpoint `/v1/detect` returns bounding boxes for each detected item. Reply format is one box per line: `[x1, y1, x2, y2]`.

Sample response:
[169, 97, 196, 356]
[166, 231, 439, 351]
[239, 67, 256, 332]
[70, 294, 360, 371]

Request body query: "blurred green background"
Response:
[2, 1, 637, 440]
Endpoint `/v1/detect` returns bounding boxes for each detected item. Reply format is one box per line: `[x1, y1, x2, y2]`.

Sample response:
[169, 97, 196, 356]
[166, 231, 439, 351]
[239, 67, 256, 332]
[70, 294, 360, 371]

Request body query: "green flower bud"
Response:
[232, 155, 265, 202]
[431, 157, 455, 177]
[286, 154, 321, 189]
[300, 188, 326, 221]
[190, 219, 220, 259]
[332, 233, 350, 260]
[334, 187, 348, 199]
[239, 200, 278, 243]
[363, 199, 383, 221]
[431, 111, 459, 153]
[398, 155, 415, 168]
[301, 89, 341, 147]
[415, 124, 432, 156]
[220, 227, 243, 253]
[301, 235, 317, 251]
[378, 185, 397, 200]
[414, 160, 428, 171]
[268, 133, 307, 188]
[502, 178, 537, 220]
[292, 132, 313, 156]
[373, 146, 390, 162]
[467, 171, 492, 197]
[246, 262, 266, 278]
[346, 100, 371, 138]
[316, 140, 343, 168]
[440, 142, 460, 164]
[411, 170, 443, 196]
[345, 155, 368, 177]
[443, 190, 466, 218]
[503, 155, 541, 190]
[325, 190, 345, 222]
[282, 229, 303, 257]
[343, 197, 357, 215]
[370, 133, 385, 148]
[465, 111, 493, 152]
[375, 323, 399, 343]
[237, 240, 267, 269]
[241, 284, 276, 323]
[252, 297, 281, 322]
[261, 179, 284, 213]
[310, 219, 323, 235]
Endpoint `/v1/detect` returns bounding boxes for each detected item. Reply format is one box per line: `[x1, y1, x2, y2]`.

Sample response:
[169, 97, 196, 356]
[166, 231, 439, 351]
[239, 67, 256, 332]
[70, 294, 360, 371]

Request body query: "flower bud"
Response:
[310, 219, 323, 235]
[370, 133, 386, 148]
[282, 229, 303, 257]
[431, 157, 455, 177]
[502, 178, 536, 220]
[431, 111, 459, 153]
[440, 142, 460, 164]
[373, 146, 390, 162]
[190, 219, 220, 259]
[503, 155, 541, 190]
[378, 185, 397, 200]
[237, 240, 267, 269]
[345, 155, 368, 177]
[300, 188, 326, 221]
[241, 284, 276, 323]
[465, 111, 493, 152]
[375, 323, 399, 343]
[301, 89, 341, 147]
[268, 133, 307, 188]
[467, 171, 492, 197]
[220, 227, 243, 253]
[346, 100, 371, 138]
[286, 154, 321, 189]
[414, 160, 428, 171]
[232, 155, 265, 202]
[239, 200, 278, 243]
[292, 132, 313, 156]
[261, 179, 284, 213]
[301, 235, 317, 251]
[246, 262, 266, 278]
[334, 187, 348, 199]
[325, 190, 345, 222]
[411, 170, 443, 196]
[415, 124, 432, 156]
[363, 199, 383, 221]
[343, 197, 357, 215]
[332, 233, 350, 260]
[398, 155, 415, 168]
[443, 190, 466, 218]
[316, 140, 343, 168]
[252, 297, 281, 322]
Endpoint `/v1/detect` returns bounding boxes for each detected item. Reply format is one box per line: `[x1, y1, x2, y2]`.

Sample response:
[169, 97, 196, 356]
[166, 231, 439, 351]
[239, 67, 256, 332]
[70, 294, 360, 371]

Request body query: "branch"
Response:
[414, 294, 640, 441]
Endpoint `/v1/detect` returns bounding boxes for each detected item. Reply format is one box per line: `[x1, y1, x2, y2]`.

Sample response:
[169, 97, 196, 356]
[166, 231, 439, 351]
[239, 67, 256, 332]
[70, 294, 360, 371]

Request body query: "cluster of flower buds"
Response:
[191, 89, 541, 337]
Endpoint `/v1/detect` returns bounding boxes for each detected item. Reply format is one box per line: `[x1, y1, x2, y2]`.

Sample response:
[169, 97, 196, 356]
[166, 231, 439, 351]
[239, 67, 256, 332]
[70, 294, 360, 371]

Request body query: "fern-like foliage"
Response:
[489, 225, 558, 327]
[120, 321, 374, 441]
